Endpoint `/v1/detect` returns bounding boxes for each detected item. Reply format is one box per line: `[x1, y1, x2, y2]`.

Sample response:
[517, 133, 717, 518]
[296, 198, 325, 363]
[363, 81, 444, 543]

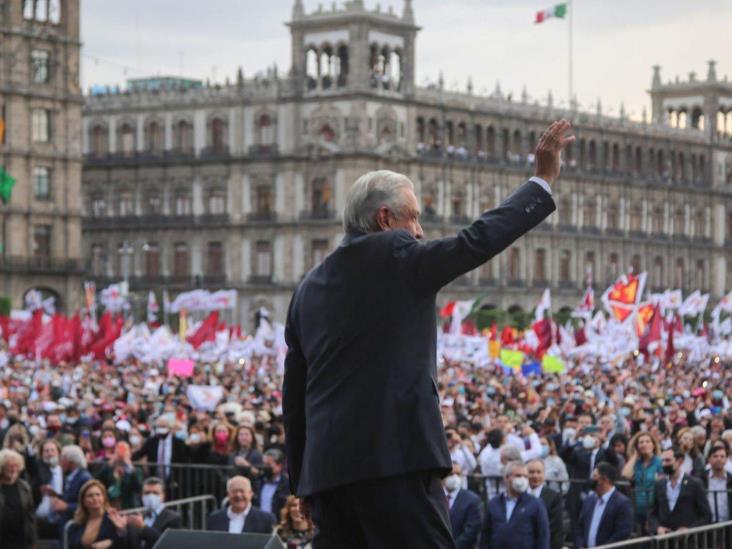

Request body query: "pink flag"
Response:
[167, 358, 195, 377]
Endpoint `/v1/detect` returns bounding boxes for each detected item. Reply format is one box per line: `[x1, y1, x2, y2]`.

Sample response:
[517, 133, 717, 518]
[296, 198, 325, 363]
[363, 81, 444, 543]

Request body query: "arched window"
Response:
[319, 124, 336, 143]
[559, 250, 571, 283]
[90, 244, 106, 276]
[609, 253, 619, 281]
[606, 204, 619, 230]
[611, 143, 620, 172]
[634, 146, 643, 175]
[583, 197, 596, 228]
[696, 259, 705, 289]
[416, 117, 426, 144]
[588, 140, 597, 169]
[630, 206, 642, 232]
[427, 119, 439, 147]
[695, 209, 706, 238]
[507, 248, 521, 282]
[145, 120, 164, 153]
[173, 120, 193, 153]
[652, 206, 664, 234]
[118, 190, 134, 216]
[534, 248, 547, 283]
[585, 252, 596, 283]
[631, 254, 641, 274]
[486, 126, 496, 158]
[257, 114, 274, 145]
[174, 191, 192, 215]
[673, 208, 685, 235]
[90, 125, 108, 157]
[210, 117, 226, 153]
[675, 258, 685, 288]
[311, 178, 331, 216]
[173, 243, 190, 277]
[653, 257, 664, 288]
[207, 189, 226, 215]
[119, 123, 135, 155]
[144, 243, 160, 277]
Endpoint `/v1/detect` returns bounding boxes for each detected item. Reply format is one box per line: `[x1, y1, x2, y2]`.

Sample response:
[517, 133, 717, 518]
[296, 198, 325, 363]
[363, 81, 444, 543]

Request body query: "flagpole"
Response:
[568, 0, 573, 107]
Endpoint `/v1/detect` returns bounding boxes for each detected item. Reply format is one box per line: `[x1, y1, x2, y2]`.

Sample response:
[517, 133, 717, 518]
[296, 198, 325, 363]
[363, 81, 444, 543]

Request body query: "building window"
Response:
[652, 207, 664, 234]
[585, 252, 596, 283]
[33, 225, 51, 258]
[559, 250, 571, 283]
[631, 254, 641, 274]
[606, 205, 619, 230]
[24, 0, 60, 22]
[206, 242, 224, 274]
[33, 167, 51, 199]
[255, 185, 272, 215]
[696, 259, 705, 289]
[311, 239, 329, 268]
[145, 193, 162, 214]
[534, 248, 547, 283]
[507, 247, 520, 282]
[174, 192, 191, 215]
[31, 50, 51, 83]
[653, 257, 664, 288]
[145, 121, 164, 153]
[119, 124, 135, 155]
[629, 207, 642, 232]
[694, 210, 706, 238]
[118, 191, 134, 216]
[207, 190, 226, 215]
[609, 253, 619, 282]
[210, 117, 226, 152]
[90, 125, 108, 156]
[255, 241, 272, 277]
[257, 114, 274, 145]
[173, 120, 193, 153]
[311, 178, 331, 215]
[91, 195, 106, 217]
[144, 243, 160, 277]
[90, 244, 106, 276]
[583, 198, 596, 227]
[673, 209, 685, 235]
[32, 109, 50, 142]
[173, 243, 189, 277]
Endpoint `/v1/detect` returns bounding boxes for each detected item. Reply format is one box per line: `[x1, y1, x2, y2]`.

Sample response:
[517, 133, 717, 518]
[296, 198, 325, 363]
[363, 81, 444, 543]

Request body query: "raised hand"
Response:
[535, 119, 576, 185]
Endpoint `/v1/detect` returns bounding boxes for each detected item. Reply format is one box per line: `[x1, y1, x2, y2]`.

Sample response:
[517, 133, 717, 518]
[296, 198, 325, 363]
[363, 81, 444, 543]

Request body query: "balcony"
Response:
[0, 255, 83, 274]
[246, 211, 278, 223]
[83, 214, 231, 230]
[200, 274, 226, 286]
[199, 146, 230, 160]
[299, 209, 336, 221]
[248, 144, 279, 157]
[197, 213, 230, 226]
[248, 274, 274, 285]
[89, 274, 198, 291]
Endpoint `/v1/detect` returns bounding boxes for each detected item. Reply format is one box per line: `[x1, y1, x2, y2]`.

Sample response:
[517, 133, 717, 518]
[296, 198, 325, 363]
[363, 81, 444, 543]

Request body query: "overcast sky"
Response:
[81, 0, 732, 118]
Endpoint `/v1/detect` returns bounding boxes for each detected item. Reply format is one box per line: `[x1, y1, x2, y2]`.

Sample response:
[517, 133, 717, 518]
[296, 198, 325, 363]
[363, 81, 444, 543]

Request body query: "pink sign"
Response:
[167, 358, 195, 377]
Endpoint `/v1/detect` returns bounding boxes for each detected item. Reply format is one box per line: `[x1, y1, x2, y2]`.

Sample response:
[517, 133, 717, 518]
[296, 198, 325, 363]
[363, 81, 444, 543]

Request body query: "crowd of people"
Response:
[1, 336, 732, 547]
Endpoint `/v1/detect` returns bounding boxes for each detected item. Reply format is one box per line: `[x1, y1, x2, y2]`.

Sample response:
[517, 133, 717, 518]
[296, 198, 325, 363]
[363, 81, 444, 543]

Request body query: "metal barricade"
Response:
[596, 519, 732, 549]
[62, 494, 217, 549]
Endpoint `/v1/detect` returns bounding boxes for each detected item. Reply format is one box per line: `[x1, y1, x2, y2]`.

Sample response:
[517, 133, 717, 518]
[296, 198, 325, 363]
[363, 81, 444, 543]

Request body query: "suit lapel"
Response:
[596, 492, 614, 533]
[450, 490, 462, 522]
[508, 493, 525, 526]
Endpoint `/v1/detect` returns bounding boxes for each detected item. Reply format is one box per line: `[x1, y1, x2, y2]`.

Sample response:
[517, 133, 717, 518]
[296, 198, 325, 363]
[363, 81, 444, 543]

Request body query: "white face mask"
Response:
[582, 435, 597, 450]
[45, 456, 59, 467]
[129, 435, 142, 446]
[511, 477, 529, 493]
[142, 493, 162, 512]
[563, 428, 576, 441]
[444, 474, 461, 493]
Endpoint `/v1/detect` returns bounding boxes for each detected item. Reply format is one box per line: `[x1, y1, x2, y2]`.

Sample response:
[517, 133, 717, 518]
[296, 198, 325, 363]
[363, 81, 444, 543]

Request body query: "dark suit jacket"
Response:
[28, 457, 54, 506]
[538, 485, 564, 549]
[575, 489, 633, 548]
[131, 435, 189, 465]
[206, 506, 275, 534]
[702, 471, 732, 522]
[67, 512, 124, 549]
[127, 507, 182, 548]
[561, 444, 616, 482]
[283, 180, 554, 496]
[650, 474, 712, 532]
[60, 468, 93, 524]
[255, 474, 289, 521]
[449, 488, 483, 549]
[480, 492, 550, 549]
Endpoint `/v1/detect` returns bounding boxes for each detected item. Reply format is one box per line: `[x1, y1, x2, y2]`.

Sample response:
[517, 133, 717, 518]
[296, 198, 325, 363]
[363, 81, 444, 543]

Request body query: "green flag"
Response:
[0, 166, 15, 204]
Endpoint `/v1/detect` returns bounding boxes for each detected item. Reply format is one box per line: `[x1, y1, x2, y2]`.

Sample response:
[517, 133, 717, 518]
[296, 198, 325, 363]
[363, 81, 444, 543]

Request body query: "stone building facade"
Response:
[0, 0, 83, 312]
[81, 1, 732, 325]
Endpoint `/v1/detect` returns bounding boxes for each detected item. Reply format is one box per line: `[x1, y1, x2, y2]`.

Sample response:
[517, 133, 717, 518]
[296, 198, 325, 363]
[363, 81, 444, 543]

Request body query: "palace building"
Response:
[81, 0, 732, 324]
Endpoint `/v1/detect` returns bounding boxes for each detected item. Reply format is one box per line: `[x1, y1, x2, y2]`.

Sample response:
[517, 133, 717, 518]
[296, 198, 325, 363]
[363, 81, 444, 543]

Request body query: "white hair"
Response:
[343, 170, 414, 233]
[503, 460, 527, 478]
[226, 475, 251, 492]
[500, 444, 522, 464]
[61, 444, 87, 469]
[0, 448, 25, 473]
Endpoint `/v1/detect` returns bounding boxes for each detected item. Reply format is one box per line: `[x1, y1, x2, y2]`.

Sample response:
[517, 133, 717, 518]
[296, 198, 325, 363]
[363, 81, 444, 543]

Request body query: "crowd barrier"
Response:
[62, 494, 217, 549]
[595, 519, 732, 548]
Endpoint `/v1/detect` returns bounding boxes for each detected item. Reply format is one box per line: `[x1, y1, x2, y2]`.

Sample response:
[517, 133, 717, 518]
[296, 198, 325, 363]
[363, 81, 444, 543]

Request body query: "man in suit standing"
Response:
[650, 446, 711, 533]
[284, 120, 574, 549]
[481, 461, 549, 549]
[257, 449, 289, 521]
[444, 462, 482, 549]
[527, 459, 564, 549]
[207, 476, 275, 534]
[702, 442, 732, 523]
[126, 477, 182, 548]
[50, 445, 92, 537]
[575, 462, 633, 548]
[132, 416, 188, 496]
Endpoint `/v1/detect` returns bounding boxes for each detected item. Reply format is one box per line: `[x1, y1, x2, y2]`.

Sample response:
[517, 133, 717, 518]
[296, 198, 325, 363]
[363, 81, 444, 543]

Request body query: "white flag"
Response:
[186, 385, 224, 412]
[535, 288, 551, 321]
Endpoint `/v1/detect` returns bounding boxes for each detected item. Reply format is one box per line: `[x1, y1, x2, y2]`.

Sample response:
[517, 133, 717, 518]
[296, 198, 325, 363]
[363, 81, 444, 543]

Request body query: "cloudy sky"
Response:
[82, 0, 731, 119]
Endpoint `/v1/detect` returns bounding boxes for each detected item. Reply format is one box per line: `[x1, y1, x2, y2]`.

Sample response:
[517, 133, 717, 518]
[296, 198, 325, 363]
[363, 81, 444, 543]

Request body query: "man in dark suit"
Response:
[575, 462, 632, 548]
[28, 439, 65, 539]
[50, 445, 93, 538]
[444, 462, 482, 549]
[132, 416, 188, 496]
[703, 442, 732, 523]
[126, 477, 183, 548]
[284, 120, 574, 548]
[650, 446, 712, 533]
[256, 448, 289, 521]
[481, 461, 549, 549]
[527, 459, 564, 549]
[207, 476, 275, 534]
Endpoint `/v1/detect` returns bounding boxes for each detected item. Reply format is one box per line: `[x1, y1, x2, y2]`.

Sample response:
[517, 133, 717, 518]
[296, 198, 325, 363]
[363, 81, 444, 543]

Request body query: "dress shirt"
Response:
[37, 464, 64, 518]
[666, 475, 683, 512]
[708, 473, 729, 522]
[530, 484, 544, 499]
[445, 488, 458, 509]
[260, 476, 280, 514]
[529, 176, 552, 195]
[589, 448, 600, 477]
[157, 434, 173, 478]
[227, 503, 251, 533]
[505, 494, 518, 522]
[144, 504, 167, 528]
[587, 487, 615, 548]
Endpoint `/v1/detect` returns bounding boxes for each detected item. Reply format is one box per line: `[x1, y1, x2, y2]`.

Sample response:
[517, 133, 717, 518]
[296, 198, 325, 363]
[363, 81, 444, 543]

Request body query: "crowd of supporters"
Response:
[1, 344, 732, 547]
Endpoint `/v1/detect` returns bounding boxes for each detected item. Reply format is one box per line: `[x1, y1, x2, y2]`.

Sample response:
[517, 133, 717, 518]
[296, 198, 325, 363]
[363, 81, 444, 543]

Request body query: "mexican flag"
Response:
[535, 3, 567, 24]
[0, 166, 15, 204]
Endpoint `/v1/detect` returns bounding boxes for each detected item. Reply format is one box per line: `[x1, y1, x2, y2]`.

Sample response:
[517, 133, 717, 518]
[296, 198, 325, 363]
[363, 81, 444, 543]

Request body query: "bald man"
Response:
[206, 475, 275, 534]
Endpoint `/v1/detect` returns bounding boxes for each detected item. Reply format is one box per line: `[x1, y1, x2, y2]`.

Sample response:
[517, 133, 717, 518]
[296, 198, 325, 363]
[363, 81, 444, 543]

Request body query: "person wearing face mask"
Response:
[480, 461, 549, 549]
[527, 459, 563, 549]
[575, 462, 632, 548]
[29, 439, 64, 538]
[97, 441, 143, 509]
[95, 428, 119, 461]
[132, 416, 188, 495]
[443, 462, 482, 549]
[126, 477, 182, 549]
[649, 446, 711, 534]
[256, 449, 290, 520]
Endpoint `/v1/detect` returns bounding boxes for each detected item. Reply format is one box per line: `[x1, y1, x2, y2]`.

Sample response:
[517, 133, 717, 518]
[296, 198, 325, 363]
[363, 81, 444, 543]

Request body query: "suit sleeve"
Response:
[548, 494, 564, 549]
[282, 294, 307, 496]
[393, 181, 555, 295]
[574, 500, 586, 549]
[648, 482, 660, 533]
[479, 506, 492, 549]
[536, 499, 550, 549]
[693, 479, 712, 526]
[455, 496, 483, 548]
[132, 438, 152, 462]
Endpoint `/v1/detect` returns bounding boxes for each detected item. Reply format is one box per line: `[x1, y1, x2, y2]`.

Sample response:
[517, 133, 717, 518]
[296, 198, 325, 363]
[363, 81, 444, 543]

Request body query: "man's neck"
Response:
[506, 490, 520, 500]
[231, 503, 250, 515]
[530, 483, 543, 493]
[671, 471, 683, 485]
[596, 484, 612, 498]
[711, 468, 726, 479]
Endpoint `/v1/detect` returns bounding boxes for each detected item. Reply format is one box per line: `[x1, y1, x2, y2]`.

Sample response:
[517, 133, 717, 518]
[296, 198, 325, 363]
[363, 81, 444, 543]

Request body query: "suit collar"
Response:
[341, 231, 366, 245]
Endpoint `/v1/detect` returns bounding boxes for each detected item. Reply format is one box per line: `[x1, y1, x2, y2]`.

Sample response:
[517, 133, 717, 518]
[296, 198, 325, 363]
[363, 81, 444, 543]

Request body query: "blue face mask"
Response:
[620, 407, 631, 417]
[713, 390, 724, 400]
[486, 387, 496, 396]
[540, 445, 550, 458]
[175, 430, 187, 441]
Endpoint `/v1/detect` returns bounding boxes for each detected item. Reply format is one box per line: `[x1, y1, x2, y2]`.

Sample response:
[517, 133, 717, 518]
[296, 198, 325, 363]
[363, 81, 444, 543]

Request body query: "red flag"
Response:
[532, 319, 553, 358]
[187, 311, 219, 349]
[500, 326, 515, 346]
[440, 301, 456, 318]
[574, 326, 587, 346]
[639, 304, 662, 355]
[489, 321, 498, 341]
[665, 320, 675, 363]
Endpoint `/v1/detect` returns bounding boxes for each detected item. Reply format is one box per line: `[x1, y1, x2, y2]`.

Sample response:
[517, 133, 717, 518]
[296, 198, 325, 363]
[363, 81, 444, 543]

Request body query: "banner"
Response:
[168, 357, 195, 377]
[186, 385, 225, 411]
[169, 289, 237, 313]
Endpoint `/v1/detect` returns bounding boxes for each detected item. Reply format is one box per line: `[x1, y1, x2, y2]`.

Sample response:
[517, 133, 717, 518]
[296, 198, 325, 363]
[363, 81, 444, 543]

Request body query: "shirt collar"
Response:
[227, 503, 251, 520]
[598, 486, 615, 505]
[710, 470, 727, 480]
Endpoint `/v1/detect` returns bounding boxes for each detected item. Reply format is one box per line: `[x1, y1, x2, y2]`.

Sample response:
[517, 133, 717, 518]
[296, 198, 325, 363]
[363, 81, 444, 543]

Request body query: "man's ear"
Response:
[376, 206, 390, 230]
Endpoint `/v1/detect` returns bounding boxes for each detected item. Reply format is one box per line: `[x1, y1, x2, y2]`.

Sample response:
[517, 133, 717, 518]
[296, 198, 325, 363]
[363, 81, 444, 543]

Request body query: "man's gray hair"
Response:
[503, 460, 526, 478]
[499, 444, 522, 464]
[61, 444, 87, 469]
[343, 170, 414, 233]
